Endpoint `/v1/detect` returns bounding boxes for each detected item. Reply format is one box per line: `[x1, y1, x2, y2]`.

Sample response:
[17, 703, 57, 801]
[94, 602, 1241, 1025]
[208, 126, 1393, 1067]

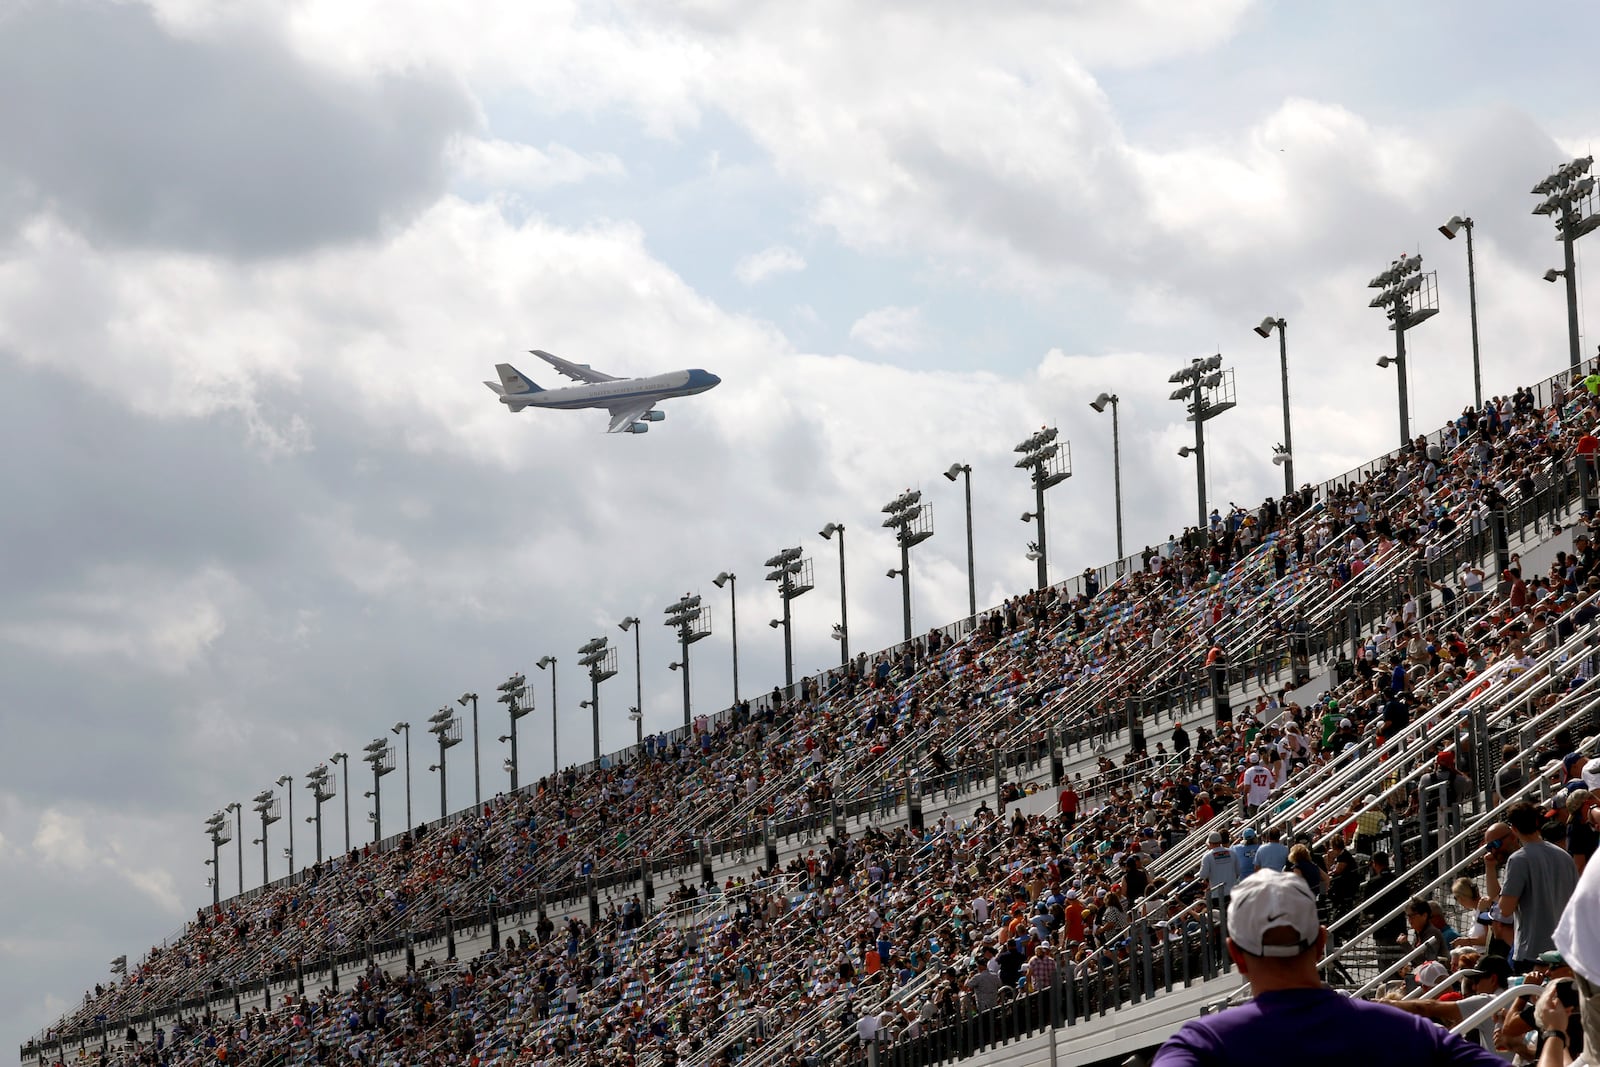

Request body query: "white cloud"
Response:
[734, 244, 805, 285]
[32, 811, 93, 871]
[449, 136, 624, 190]
[849, 305, 928, 353]
[0, 566, 238, 676]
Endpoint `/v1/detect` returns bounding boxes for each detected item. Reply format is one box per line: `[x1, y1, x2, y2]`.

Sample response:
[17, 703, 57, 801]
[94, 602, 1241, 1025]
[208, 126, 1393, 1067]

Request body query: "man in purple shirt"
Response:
[1153, 870, 1505, 1066]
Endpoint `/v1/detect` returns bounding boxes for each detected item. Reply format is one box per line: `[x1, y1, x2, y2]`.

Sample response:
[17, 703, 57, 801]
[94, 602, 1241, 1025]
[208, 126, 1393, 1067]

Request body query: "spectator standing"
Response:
[1026, 942, 1057, 994]
[1231, 828, 1261, 881]
[1199, 832, 1242, 917]
[1253, 827, 1289, 874]
[1495, 801, 1580, 972]
[1058, 784, 1079, 829]
[1152, 870, 1503, 1066]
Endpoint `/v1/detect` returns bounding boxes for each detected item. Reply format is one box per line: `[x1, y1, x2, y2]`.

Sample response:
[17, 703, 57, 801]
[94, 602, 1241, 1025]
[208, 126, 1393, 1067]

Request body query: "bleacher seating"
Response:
[21, 367, 1600, 1067]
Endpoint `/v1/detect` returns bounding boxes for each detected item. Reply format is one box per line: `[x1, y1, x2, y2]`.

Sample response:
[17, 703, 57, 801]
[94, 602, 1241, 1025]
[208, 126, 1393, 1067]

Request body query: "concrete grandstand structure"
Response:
[23, 359, 1600, 1067]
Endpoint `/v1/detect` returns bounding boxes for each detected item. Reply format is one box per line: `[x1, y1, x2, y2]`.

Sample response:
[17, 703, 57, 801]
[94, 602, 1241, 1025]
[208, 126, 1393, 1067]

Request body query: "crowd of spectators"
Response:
[29, 371, 1600, 1066]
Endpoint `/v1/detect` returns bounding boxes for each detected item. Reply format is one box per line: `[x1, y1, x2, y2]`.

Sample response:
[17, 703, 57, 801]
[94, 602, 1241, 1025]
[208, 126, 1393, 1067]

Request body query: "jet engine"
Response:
[640, 410, 666, 422]
[625, 422, 650, 434]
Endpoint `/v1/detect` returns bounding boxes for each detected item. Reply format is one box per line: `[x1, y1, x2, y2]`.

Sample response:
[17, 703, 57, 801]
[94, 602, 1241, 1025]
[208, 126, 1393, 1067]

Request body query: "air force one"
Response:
[484, 350, 721, 434]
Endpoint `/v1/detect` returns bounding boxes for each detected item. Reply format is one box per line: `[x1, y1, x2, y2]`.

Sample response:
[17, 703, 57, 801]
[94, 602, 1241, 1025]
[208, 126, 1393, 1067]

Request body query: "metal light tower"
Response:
[1368, 253, 1439, 446]
[765, 547, 814, 685]
[1251, 319, 1295, 495]
[327, 754, 350, 856]
[304, 764, 335, 865]
[361, 737, 395, 848]
[1013, 429, 1070, 589]
[535, 656, 558, 772]
[1169, 355, 1237, 531]
[882, 491, 933, 638]
[618, 618, 644, 745]
[818, 523, 849, 664]
[577, 636, 618, 760]
[1439, 216, 1484, 409]
[1532, 156, 1598, 370]
[712, 573, 740, 705]
[1087, 396, 1125, 560]
[495, 674, 533, 790]
[204, 811, 231, 910]
[457, 692, 480, 809]
[273, 775, 295, 876]
[941, 467, 977, 617]
[224, 800, 244, 894]
[664, 594, 711, 726]
[390, 721, 413, 832]
[427, 707, 462, 820]
[251, 788, 279, 887]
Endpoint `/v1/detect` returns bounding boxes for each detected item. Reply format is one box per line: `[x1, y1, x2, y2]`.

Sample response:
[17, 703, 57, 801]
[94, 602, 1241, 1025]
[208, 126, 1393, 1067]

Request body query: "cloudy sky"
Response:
[3, 0, 1599, 1049]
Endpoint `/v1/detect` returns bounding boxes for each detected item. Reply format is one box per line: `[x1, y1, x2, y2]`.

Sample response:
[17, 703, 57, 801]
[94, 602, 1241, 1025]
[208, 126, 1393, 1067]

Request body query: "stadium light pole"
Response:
[274, 775, 295, 876]
[495, 673, 532, 790]
[1169, 355, 1236, 530]
[1013, 429, 1070, 589]
[882, 492, 933, 637]
[328, 753, 350, 856]
[577, 637, 618, 760]
[304, 764, 334, 865]
[1251, 319, 1295, 496]
[1439, 216, 1484, 409]
[535, 656, 558, 773]
[764, 547, 814, 685]
[618, 618, 644, 745]
[427, 707, 462, 821]
[361, 737, 394, 848]
[251, 788, 279, 887]
[664, 594, 710, 725]
[390, 722, 413, 832]
[712, 573, 740, 704]
[1368, 253, 1439, 447]
[818, 523, 849, 664]
[941, 467, 977, 618]
[1087, 395, 1124, 560]
[457, 692, 480, 809]
[204, 812, 231, 910]
[1531, 156, 1598, 370]
[224, 800, 244, 895]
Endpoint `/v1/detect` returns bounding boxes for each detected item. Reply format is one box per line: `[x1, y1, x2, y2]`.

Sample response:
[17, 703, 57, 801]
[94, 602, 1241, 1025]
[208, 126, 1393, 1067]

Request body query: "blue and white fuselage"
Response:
[484, 350, 720, 434]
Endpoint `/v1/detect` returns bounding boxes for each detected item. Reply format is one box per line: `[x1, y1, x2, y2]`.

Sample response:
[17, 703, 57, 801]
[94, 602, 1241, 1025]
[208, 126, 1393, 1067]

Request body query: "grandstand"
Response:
[21, 361, 1600, 1066]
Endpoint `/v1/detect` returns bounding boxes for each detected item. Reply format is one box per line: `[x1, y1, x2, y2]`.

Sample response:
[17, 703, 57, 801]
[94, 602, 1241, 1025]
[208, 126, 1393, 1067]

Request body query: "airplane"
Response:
[484, 350, 721, 434]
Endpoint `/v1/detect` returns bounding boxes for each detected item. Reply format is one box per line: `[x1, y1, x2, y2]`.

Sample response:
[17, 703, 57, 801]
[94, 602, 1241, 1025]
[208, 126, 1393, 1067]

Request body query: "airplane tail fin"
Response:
[494, 363, 544, 395]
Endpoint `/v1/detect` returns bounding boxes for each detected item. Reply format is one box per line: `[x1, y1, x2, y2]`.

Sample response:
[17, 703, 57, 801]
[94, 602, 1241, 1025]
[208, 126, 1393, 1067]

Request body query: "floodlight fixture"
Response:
[1545, 268, 1565, 283]
[1365, 249, 1438, 444]
[764, 545, 812, 685]
[1531, 156, 1597, 368]
[1013, 424, 1071, 589]
[817, 521, 850, 662]
[881, 488, 933, 637]
[664, 593, 710, 725]
[1168, 354, 1236, 529]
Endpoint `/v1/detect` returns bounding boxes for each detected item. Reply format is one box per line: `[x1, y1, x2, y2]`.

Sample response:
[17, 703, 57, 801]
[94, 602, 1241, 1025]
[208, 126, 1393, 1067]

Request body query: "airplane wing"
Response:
[605, 402, 655, 434]
[530, 349, 620, 384]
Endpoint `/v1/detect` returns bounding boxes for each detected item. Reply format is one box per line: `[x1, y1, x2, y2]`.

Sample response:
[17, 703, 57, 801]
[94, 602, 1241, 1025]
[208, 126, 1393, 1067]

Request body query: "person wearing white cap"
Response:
[1152, 871, 1505, 1066]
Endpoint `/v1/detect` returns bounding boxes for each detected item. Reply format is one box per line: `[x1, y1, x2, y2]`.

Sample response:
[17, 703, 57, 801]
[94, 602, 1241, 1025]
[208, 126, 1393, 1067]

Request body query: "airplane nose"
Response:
[689, 370, 721, 390]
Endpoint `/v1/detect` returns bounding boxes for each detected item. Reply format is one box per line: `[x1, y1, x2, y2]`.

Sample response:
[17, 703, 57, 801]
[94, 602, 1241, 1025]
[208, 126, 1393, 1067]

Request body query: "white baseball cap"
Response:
[1228, 870, 1320, 957]
[1414, 960, 1449, 988]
